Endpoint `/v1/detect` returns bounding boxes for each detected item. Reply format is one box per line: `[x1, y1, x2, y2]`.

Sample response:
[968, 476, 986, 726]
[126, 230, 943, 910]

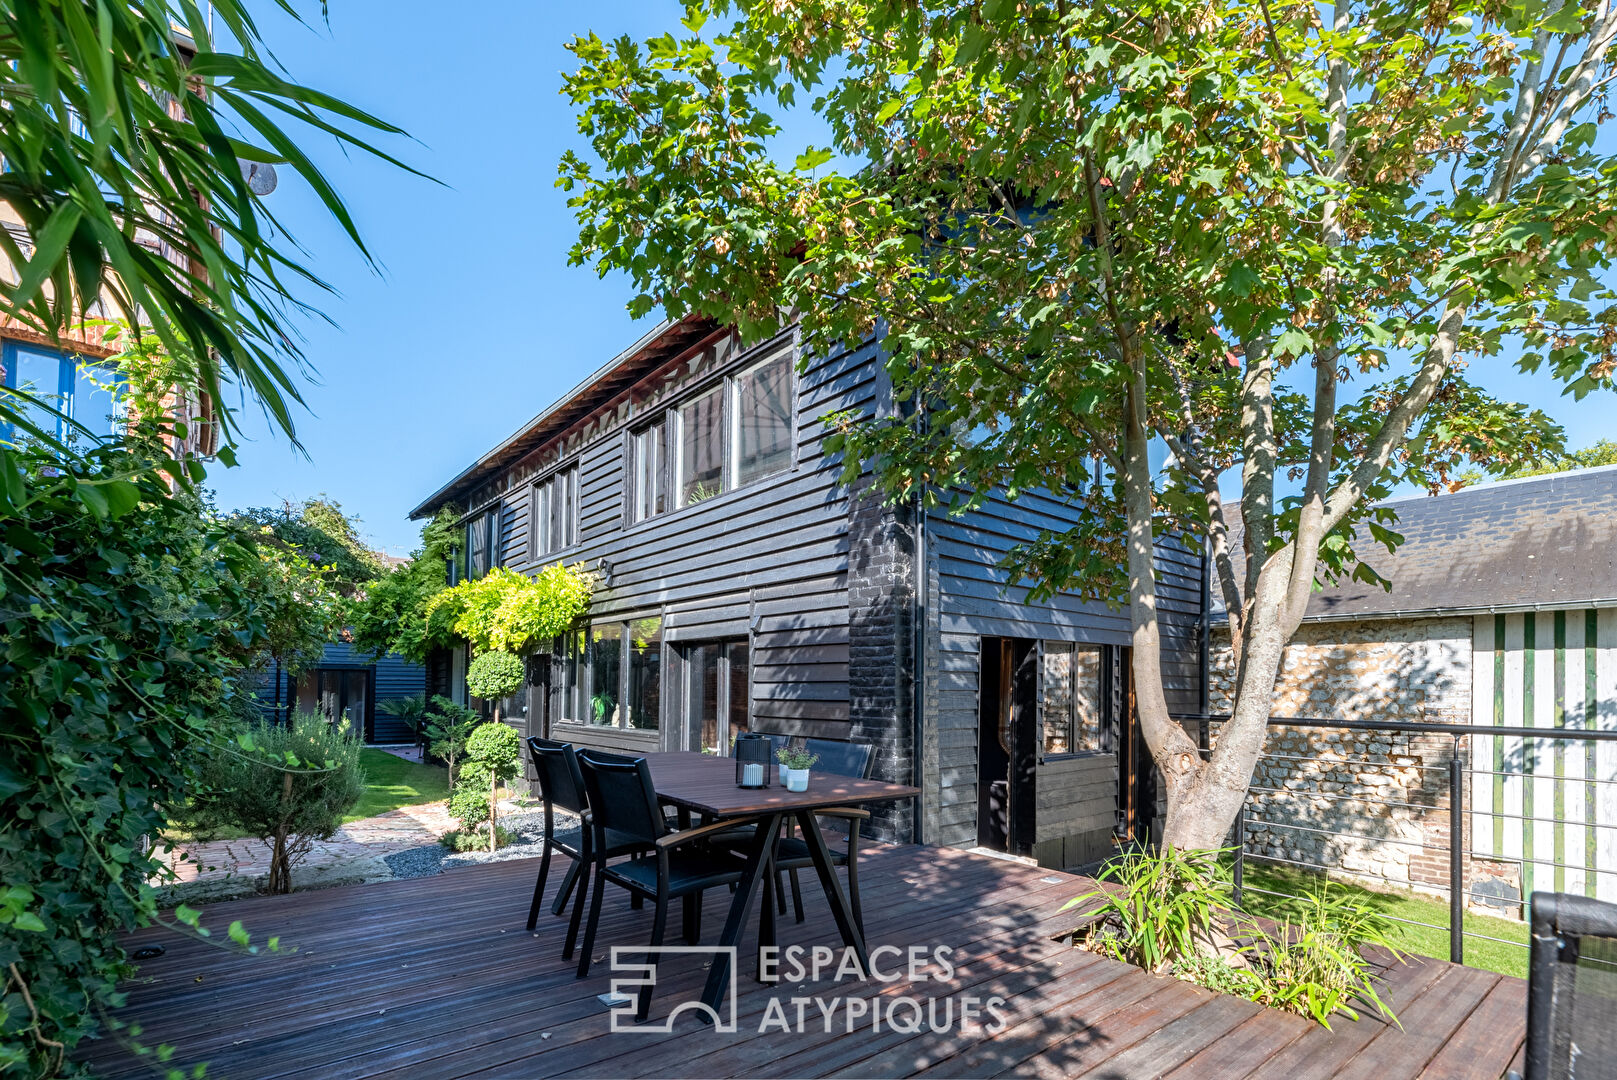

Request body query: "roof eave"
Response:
[408, 315, 714, 521]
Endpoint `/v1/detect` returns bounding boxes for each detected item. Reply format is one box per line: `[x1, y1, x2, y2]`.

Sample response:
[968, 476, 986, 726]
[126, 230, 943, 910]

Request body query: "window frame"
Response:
[550, 616, 668, 734]
[730, 349, 794, 489]
[1, 341, 124, 445]
[1039, 640, 1114, 762]
[680, 637, 750, 753]
[464, 505, 498, 580]
[529, 462, 580, 560]
[624, 343, 796, 525]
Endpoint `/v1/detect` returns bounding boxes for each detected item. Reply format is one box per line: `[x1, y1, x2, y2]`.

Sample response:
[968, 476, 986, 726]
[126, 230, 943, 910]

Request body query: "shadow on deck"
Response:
[80, 844, 1525, 1079]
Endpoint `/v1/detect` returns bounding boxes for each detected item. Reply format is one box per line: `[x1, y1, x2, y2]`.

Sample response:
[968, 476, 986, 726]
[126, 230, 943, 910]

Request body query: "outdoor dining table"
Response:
[641, 751, 920, 1016]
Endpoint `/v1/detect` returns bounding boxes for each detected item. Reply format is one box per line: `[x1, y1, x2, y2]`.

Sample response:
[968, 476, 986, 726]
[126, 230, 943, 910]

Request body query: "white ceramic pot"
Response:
[778, 763, 788, 785]
[784, 768, 809, 792]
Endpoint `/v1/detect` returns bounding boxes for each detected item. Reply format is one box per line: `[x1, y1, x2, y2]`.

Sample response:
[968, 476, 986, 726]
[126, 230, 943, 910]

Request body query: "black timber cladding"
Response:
[412, 318, 1208, 851]
[464, 326, 870, 754]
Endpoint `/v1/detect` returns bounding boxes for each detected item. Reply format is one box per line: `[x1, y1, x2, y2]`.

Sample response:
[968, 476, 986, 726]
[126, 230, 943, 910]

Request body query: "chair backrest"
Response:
[802, 738, 873, 779]
[526, 736, 587, 816]
[576, 748, 667, 852]
[1527, 891, 1617, 1080]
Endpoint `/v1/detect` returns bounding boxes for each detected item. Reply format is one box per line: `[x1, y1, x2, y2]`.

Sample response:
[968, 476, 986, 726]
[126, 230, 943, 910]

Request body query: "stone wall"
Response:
[1209, 617, 1491, 903]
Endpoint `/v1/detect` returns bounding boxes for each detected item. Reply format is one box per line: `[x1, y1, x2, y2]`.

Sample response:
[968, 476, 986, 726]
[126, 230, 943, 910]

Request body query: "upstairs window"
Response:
[465, 506, 497, 579]
[630, 345, 795, 522]
[631, 420, 667, 522]
[678, 386, 725, 506]
[531, 465, 579, 558]
[2, 342, 123, 447]
[733, 351, 793, 485]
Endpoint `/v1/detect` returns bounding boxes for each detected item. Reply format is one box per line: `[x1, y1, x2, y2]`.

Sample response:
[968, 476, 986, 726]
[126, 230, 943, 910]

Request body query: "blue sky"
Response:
[208, 1, 1616, 554]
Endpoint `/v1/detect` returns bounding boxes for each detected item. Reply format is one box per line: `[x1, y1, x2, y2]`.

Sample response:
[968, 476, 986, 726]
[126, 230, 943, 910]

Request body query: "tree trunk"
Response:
[490, 703, 502, 853]
[270, 771, 294, 893]
[489, 772, 499, 853]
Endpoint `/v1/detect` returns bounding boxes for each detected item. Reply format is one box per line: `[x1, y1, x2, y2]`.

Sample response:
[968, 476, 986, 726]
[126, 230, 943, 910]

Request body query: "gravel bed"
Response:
[387, 810, 583, 878]
[383, 844, 448, 880]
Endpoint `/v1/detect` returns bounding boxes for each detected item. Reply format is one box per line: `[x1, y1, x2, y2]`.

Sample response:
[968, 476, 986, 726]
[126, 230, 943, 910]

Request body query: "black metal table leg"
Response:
[698, 811, 781, 1017]
[793, 809, 868, 969]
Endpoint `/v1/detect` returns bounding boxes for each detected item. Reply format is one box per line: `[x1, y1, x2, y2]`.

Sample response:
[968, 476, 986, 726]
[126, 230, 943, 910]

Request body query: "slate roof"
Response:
[1214, 465, 1617, 622]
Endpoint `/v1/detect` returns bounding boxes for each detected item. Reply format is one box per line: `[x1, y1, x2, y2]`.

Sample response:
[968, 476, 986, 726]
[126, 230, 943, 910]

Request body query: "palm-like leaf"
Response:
[0, 0, 426, 470]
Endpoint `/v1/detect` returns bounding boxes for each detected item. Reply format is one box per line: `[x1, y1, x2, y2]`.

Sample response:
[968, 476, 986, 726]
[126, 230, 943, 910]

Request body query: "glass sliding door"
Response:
[294, 668, 371, 740]
[627, 617, 662, 731]
[681, 638, 749, 752]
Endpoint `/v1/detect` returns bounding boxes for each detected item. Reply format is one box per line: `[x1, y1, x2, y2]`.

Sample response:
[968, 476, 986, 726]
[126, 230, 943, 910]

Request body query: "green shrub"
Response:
[454, 722, 524, 853]
[440, 826, 518, 853]
[1239, 883, 1405, 1028]
[0, 450, 284, 1074]
[424, 695, 480, 784]
[446, 783, 491, 834]
[180, 713, 366, 893]
[378, 693, 429, 742]
[1065, 848, 1404, 1029]
[466, 650, 525, 709]
[1169, 953, 1265, 997]
[1063, 846, 1232, 972]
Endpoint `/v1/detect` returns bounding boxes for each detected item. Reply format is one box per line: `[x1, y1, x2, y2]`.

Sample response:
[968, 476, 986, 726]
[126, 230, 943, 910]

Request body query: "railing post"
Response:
[1233, 801, 1245, 909]
[1450, 743, 1465, 965]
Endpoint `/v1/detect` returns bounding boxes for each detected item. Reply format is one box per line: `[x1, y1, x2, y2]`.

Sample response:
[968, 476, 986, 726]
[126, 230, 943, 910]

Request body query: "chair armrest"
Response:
[655, 819, 756, 850]
[813, 807, 870, 822]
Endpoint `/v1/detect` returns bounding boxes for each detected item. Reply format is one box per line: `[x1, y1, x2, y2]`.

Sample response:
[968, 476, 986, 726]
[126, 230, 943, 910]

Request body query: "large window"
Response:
[588, 623, 622, 726]
[2, 342, 123, 446]
[631, 420, 667, 522]
[1042, 642, 1108, 755]
[531, 465, 579, 558]
[554, 619, 667, 732]
[733, 351, 793, 485]
[630, 345, 794, 521]
[465, 506, 498, 580]
[678, 386, 725, 506]
[626, 617, 662, 731]
[685, 638, 749, 753]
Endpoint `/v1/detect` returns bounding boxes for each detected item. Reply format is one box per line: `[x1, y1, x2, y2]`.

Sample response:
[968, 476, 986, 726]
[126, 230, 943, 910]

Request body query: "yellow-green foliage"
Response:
[426, 564, 591, 654]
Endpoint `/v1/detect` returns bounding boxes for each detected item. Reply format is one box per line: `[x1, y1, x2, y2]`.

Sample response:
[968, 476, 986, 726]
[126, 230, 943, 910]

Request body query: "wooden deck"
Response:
[81, 845, 1525, 1079]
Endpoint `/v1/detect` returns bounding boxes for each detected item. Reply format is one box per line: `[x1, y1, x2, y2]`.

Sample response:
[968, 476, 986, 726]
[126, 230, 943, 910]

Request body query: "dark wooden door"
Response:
[976, 637, 1037, 855]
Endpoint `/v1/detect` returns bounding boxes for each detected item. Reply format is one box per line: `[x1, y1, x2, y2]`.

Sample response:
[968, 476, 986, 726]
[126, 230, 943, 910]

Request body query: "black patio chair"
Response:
[574, 748, 749, 1020]
[1525, 890, 1617, 1080]
[747, 738, 873, 932]
[524, 737, 595, 960]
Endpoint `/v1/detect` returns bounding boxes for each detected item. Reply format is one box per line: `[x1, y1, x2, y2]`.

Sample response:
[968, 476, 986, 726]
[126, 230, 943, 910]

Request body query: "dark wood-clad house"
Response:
[255, 641, 428, 745]
[410, 317, 1206, 868]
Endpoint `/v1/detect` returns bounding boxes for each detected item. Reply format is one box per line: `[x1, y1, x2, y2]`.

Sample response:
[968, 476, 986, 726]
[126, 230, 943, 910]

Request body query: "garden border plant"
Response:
[1063, 847, 1405, 1029]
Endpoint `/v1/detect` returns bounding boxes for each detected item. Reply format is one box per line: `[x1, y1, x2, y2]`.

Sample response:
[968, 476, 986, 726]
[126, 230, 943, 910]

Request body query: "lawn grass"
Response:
[343, 748, 450, 823]
[1238, 861, 1529, 978]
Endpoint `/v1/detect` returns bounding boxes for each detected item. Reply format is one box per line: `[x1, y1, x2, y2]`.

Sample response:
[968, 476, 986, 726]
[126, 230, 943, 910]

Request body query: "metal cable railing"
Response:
[1175, 713, 1617, 966]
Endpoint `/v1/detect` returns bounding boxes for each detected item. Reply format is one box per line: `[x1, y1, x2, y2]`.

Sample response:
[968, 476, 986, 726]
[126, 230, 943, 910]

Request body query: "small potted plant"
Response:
[776, 747, 819, 792]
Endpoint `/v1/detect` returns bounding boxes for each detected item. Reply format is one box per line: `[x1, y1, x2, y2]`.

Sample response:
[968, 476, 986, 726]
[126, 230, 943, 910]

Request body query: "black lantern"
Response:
[734, 732, 772, 789]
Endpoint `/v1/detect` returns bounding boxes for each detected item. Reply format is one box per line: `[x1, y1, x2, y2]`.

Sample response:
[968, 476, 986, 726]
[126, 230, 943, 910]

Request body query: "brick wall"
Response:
[846, 480, 916, 843]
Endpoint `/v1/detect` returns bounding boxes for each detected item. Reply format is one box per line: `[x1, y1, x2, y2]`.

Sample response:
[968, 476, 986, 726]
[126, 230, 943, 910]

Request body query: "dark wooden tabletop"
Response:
[643, 751, 920, 819]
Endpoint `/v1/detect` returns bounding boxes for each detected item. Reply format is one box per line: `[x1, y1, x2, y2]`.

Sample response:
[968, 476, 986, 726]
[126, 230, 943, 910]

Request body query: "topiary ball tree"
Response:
[463, 720, 523, 852]
[466, 650, 526, 722]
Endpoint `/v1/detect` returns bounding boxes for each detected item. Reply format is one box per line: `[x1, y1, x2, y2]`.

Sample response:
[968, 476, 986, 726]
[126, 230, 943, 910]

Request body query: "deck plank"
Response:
[75, 846, 1526, 1080]
[1418, 974, 1527, 1080]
